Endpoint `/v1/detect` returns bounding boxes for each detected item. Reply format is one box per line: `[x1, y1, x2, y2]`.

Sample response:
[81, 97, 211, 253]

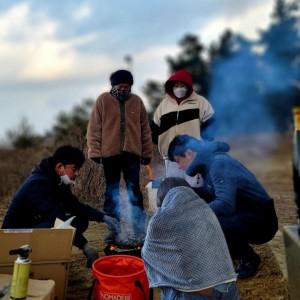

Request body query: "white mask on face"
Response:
[173, 87, 188, 98]
[60, 174, 75, 185]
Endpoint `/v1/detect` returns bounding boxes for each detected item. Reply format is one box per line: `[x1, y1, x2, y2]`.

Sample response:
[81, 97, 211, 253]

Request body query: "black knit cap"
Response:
[52, 145, 85, 168]
[110, 69, 134, 86]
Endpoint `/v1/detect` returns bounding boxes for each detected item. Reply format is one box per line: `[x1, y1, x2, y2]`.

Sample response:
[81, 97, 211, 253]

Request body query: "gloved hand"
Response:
[82, 243, 99, 268]
[103, 215, 120, 235]
[91, 157, 101, 164]
[141, 157, 151, 165]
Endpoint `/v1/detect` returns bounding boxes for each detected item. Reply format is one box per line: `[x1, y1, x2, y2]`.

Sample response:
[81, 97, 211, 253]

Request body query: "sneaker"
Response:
[236, 252, 261, 279]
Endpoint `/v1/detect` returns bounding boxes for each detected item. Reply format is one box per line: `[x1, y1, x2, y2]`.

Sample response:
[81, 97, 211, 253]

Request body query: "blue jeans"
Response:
[160, 283, 240, 300]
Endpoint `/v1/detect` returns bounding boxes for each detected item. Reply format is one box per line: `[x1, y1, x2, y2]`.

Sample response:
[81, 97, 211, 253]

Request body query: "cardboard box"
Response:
[0, 227, 74, 300]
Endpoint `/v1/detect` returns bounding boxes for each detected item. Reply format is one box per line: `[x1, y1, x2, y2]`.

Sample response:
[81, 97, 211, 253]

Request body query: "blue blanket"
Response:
[142, 186, 237, 291]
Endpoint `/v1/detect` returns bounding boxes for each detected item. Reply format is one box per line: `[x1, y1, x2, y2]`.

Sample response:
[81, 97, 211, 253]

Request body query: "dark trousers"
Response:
[71, 217, 89, 249]
[102, 153, 143, 220]
[217, 202, 278, 259]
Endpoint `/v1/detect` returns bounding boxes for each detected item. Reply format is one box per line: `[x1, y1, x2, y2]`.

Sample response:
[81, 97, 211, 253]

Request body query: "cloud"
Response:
[0, 1, 275, 85]
[0, 2, 118, 82]
[0, 2, 180, 89]
[0, 2, 122, 139]
[199, 0, 274, 45]
[20, 35, 117, 82]
[0, 3, 57, 41]
[72, 4, 92, 21]
[134, 45, 179, 82]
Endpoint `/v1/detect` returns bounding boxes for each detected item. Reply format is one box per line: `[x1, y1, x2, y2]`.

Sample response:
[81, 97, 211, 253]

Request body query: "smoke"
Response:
[209, 34, 299, 136]
[109, 187, 146, 246]
[105, 185, 121, 219]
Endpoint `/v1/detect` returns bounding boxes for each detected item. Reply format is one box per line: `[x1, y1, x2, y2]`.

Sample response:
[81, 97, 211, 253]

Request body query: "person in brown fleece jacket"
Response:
[87, 70, 152, 240]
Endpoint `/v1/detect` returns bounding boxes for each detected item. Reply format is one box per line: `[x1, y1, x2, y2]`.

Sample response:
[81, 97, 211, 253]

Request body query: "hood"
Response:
[142, 186, 237, 289]
[164, 69, 193, 100]
[187, 141, 230, 176]
[32, 157, 60, 184]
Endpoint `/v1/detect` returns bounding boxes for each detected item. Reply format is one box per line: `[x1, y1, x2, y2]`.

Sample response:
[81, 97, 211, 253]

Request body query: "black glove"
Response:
[103, 215, 120, 235]
[141, 157, 151, 165]
[91, 157, 101, 164]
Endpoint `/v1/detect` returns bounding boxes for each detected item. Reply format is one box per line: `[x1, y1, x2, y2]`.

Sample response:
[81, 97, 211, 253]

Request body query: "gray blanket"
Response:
[142, 186, 237, 290]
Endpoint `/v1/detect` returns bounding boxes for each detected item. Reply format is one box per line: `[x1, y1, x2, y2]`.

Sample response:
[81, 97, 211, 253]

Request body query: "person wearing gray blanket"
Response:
[142, 177, 240, 300]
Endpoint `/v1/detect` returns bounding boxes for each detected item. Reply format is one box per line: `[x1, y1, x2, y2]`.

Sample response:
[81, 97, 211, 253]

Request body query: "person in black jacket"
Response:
[168, 135, 278, 279]
[2, 145, 119, 268]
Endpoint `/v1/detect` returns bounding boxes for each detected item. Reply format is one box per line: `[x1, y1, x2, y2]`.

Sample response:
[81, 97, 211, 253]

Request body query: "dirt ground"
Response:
[0, 133, 297, 299]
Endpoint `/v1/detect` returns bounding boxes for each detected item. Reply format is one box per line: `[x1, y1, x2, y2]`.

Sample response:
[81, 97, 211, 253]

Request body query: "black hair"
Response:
[157, 177, 190, 207]
[52, 145, 85, 168]
[110, 69, 134, 86]
[168, 134, 200, 161]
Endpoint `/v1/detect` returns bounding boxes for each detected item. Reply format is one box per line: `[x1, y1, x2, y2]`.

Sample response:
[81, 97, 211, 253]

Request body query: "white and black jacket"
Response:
[152, 92, 214, 159]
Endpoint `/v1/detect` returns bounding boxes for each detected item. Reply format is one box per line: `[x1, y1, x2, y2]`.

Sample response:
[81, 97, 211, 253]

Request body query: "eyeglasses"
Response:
[64, 164, 80, 173]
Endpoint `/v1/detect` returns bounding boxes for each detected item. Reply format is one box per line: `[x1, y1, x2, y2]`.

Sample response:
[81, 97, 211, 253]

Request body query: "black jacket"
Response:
[2, 157, 104, 230]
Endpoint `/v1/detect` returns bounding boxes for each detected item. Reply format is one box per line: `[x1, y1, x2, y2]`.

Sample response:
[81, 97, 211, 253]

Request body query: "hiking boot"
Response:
[236, 252, 261, 279]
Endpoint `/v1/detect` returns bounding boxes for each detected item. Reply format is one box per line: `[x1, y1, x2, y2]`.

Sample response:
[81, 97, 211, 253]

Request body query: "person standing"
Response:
[151, 69, 215, 188]
[87, 70, 152, 235]
[167, 135, 278, 279]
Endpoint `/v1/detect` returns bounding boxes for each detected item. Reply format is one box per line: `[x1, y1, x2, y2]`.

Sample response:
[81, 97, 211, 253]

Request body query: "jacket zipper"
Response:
[119, 101, 126, 151]
[175, 103, 180, 135]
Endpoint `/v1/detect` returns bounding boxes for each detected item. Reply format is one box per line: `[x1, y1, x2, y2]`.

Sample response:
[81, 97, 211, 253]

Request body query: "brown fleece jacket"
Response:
[87, 92, 152, 159]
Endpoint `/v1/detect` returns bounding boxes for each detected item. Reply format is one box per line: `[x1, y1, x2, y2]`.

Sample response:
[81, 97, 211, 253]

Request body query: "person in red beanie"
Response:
[87, 69, 152, 242]
[151, 69, 215, 187]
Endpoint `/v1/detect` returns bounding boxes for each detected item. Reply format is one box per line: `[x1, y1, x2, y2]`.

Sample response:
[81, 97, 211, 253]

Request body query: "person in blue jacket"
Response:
[167, 134, 278, 279]
[1, 145, 119, 268]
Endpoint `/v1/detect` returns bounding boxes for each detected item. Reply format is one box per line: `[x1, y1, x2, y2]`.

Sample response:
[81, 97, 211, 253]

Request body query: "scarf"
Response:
[110, 87, 131, 102]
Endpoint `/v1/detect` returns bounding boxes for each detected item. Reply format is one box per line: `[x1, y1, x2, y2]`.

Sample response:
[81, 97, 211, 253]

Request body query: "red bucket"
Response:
[92, 255, 150, 300]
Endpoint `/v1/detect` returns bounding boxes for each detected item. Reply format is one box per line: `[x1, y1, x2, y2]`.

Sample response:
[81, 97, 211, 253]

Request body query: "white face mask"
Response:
[173, 87, 188, 98]
[60, 174, 75, 185]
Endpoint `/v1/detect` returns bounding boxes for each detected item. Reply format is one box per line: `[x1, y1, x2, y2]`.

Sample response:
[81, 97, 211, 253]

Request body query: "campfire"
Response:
[104, 230, 144, 257]
[104, 242, 143, 257]
[103, 207, 145, 257]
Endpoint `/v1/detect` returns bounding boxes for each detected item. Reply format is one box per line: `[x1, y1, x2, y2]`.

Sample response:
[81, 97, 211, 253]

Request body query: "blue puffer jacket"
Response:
[187, 141, 274, 217]
[2, 157, 104, 230]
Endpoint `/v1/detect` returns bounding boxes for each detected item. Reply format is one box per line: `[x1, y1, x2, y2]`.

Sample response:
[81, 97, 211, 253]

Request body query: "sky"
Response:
[0, 0, 275, 141]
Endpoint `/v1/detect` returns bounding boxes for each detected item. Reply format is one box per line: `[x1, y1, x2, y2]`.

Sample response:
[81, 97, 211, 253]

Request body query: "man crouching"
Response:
[142, 177, 240, 300]
[2, 145, 119, 268]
